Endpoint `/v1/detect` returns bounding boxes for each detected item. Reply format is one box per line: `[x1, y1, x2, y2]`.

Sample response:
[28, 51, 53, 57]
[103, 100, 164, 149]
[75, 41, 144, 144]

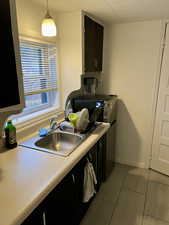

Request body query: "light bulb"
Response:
[41, 14, 57, 37]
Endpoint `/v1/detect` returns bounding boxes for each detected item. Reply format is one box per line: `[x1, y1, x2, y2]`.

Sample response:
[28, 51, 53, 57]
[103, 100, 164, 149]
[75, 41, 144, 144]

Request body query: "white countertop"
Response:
[0, 123, 110, 225]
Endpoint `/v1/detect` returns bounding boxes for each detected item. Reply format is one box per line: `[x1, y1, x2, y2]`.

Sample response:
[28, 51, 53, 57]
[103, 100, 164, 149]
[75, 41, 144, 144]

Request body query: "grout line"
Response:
[122, 186, 146, 196]
[145, 215, 169, 224]
[146, 170, 169, 224]
[107, 169, 129, 225]
[141, 169, 152, 225]
[149, 180, 169, 188]
[150, 168, 169, 178]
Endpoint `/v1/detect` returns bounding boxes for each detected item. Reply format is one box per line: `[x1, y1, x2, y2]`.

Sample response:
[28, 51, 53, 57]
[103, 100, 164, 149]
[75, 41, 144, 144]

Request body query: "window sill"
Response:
[14, 107, 64, 139]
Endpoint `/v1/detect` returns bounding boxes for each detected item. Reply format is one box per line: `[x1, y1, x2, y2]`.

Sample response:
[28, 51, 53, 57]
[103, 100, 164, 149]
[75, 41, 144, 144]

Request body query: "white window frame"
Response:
[10, 36, 61, 124]
[22, 91, 55, 116]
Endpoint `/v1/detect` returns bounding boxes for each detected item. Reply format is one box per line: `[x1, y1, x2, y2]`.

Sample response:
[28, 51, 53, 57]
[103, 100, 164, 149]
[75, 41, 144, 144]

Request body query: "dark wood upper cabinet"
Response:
[0, 0, 24, 111]
[84, 15, 104, 73]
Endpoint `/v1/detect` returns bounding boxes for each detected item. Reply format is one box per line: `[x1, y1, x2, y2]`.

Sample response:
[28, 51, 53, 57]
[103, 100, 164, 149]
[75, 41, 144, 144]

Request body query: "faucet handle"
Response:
[50, 116, 59, 130]
[50, 117, 55, 126]
[50, 115, 59, 122]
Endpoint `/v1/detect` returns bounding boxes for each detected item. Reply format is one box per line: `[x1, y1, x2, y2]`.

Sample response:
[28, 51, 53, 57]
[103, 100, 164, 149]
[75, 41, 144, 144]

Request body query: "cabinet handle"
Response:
[94, 58, 98, 70]
[72, 174, 75, 183]
[89, 152, 93, 161]
[43, 212, 46, 225]
[99, 141, 103, 149]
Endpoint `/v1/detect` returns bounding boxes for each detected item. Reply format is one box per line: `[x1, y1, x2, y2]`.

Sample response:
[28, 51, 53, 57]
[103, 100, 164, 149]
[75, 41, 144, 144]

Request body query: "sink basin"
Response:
[19, 131, 85, 157]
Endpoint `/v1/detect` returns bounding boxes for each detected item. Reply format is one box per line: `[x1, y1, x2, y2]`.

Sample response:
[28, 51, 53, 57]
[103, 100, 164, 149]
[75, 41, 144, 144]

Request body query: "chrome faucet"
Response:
[38, 116, 60, 137]
[49, 116, 60, 132]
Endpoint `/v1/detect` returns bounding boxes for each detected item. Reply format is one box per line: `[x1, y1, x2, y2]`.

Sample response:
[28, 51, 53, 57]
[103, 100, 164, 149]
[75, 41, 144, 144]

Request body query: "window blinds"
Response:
[20, 39, 57, 96]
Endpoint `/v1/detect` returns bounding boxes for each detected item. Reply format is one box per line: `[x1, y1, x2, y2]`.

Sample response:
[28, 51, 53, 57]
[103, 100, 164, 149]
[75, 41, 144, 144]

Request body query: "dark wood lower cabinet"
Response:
[44, 173, 76, 225]
[44, 158, 87, 225]
[21, 138, 106, 225]
[21, 202, 44, 225]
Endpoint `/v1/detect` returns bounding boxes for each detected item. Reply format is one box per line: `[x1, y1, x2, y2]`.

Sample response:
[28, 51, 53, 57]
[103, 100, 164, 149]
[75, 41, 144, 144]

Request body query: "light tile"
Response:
[81, 165, 169, 225]
[123, 167, 149, 194]
[101, 163, 128, 200]
[80, 164, 127, 225]
[149, 170, 169, 186]
[145, 182, 169, 222]
[109, 189, 145, 225]
[143, 216, 169, 225]
[80, 198, 115, 225]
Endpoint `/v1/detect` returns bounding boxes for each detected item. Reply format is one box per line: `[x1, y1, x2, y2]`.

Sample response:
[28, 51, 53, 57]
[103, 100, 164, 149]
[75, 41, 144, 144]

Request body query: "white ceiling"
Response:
[30, 0, 169, 23]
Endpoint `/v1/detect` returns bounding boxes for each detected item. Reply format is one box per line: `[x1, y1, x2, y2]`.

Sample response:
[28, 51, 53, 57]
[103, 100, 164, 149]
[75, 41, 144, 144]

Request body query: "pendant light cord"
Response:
[46, 0, 49, 12]
[45, 0, 50, 18]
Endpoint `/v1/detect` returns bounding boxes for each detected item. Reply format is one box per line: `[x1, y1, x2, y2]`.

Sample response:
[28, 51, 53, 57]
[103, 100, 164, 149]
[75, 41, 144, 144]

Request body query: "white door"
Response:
[151, 23, 169, 175]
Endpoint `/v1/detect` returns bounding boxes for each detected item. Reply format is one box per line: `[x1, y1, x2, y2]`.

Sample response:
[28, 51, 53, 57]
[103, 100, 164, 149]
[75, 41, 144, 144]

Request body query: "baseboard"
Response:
[115, 158, 146, 169]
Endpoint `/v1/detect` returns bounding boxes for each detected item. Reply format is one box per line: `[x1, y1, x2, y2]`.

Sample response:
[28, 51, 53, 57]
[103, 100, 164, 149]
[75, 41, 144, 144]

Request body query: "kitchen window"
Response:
[10, 38, 59, 124]
[20, 39, 58, 114]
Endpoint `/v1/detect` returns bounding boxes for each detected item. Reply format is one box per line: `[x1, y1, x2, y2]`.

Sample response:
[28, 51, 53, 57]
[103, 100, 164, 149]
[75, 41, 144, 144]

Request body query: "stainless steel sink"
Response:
[19, 131, 85, 157]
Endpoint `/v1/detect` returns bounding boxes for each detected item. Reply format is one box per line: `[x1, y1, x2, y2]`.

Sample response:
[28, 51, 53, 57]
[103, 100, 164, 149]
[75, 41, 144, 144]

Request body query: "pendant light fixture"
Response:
[41, 0, 57, 37]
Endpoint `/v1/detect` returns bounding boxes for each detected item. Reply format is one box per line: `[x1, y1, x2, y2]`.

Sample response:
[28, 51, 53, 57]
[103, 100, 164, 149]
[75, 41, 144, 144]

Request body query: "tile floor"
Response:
[80, 164, 169, 225]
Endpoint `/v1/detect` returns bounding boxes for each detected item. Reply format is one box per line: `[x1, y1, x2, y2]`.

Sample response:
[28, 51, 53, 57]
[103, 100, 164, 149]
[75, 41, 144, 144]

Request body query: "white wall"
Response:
[16, 0, 82, 109]
[103, 21, 163, 168]
[16, 0, 57, 43]
[57, 12, 82, 108]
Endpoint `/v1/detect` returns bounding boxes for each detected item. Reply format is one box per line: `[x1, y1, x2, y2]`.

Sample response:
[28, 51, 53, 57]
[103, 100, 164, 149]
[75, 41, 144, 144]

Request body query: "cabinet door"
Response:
[84, 15, 104, 72]
[21, 203, 44, 225]
[88, 140, 104, 191]
[88, 143, 100, 192]
[97, 137, 103, 188]
[88, 143, 98, 175]
[44, 173, 76, 225]
[98, 135, 106, 183]
[95, 22, 104, 72]
[72, 158, 89, 225]
[0, 0, 23, 109]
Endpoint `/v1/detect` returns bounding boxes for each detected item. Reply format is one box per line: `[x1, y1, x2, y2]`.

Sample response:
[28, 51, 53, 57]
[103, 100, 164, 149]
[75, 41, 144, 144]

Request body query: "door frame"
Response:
[147, 20, 169, 169]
